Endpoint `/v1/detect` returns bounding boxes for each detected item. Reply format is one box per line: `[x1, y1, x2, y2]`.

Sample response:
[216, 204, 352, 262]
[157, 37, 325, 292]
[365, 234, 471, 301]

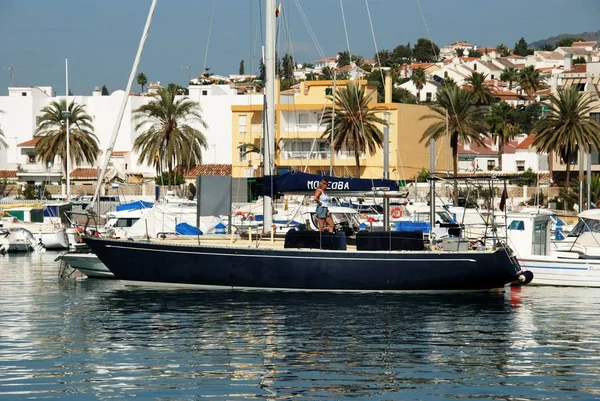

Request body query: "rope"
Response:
[201, 0, 216, 77]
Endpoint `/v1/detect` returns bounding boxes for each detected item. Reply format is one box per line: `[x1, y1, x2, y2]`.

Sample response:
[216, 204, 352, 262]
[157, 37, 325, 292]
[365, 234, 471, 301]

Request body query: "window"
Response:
[532, 221, 548, 255]
[444, 71, 448, 78]
[508, 220, 525, 230]
[28, 154, 35, 163]
[591, 113, 600, 124]
[298, 113, 309, 128]
[576, 83, 585, 91]
[490, 74, 495, 80]
[426, 92, 432, 102]
[516, 160, 525, 172]
[21, 92, 27, 96]
[325, 88, 333, 96]
[474, 64, 477, 71]
[201, 90, 208, 96]
[238, 115, 247, 134]
[487, 160, 496, 171]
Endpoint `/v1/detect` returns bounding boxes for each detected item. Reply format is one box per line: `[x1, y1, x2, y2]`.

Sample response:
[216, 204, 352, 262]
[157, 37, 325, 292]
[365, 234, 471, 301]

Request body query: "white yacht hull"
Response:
[39, 229, 69, 250]
[60, 253, 113, 278]
[520, 256, 600, 287]
[1, 240, 32, 253]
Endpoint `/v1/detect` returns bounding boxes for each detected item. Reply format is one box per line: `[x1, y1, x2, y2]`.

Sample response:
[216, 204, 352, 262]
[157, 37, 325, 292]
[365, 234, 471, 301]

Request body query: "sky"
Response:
[0, 0, 598, 96]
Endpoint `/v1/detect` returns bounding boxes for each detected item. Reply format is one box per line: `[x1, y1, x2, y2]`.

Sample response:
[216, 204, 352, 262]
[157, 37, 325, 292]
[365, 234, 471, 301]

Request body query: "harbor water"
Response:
[1, 251, 600, 400]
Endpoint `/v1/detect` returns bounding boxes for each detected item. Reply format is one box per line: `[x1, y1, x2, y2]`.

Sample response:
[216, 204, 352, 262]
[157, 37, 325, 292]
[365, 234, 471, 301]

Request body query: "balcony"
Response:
[281, 150, 330, 160]
[17, 163, 63, 175]
[281, 124, 326, 134]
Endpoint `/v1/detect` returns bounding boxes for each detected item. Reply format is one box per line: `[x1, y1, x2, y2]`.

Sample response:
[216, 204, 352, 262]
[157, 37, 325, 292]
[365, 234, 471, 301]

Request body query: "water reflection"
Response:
[1, 252, 600, 399]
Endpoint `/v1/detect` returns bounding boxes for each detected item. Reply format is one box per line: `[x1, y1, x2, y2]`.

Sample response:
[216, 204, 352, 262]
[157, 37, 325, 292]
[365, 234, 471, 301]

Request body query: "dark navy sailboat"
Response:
[84, 0, 532, 292]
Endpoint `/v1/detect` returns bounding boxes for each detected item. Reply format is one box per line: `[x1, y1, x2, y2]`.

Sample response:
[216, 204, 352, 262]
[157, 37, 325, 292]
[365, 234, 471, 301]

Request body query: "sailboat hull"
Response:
[84, 238, 523, 292]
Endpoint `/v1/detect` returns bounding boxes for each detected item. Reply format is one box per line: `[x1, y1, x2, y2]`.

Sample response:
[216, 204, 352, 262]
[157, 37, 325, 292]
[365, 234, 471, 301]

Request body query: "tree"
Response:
[392, 88, 417, 104]
[136, 72, 148, 93]
[513, 37, 532, 56]
[500, 67, 519, 91]
[321, 66, 334, 80]
[337, 51, 351, 67]
[281, 53, 295, 80]
[392, 43, 411, 65]
[375, 49, 393, 67]
[538, 43, 555, 51]
[532, 86, 600, 193]
[101, 84, 109, 96]
[518, 65, 542, 102]
[495, 43, 510, 57]
[574, 56, 587, 65]
[419, 86, 488, 204]
[34, 99, 99, 178]
[411, 68, 427, 102]
[302, 62, 315, 69]
[258, 58, 266, 82]
[464, 72, 495, 106]
[487, 102, 522, 170]
[155, 171, 184, 186]
[442, 77, 457, 89]
[412, 38, 439, 62]
[239, 59, 245, 75]
[132, 87, 208, 188]
[321, 83, 388, 177]
[556, 36, 584, 48]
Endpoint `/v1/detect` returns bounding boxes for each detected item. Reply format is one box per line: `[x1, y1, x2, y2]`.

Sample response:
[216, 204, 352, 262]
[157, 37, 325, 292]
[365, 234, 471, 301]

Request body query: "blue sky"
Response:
[0, 0, 598, 96]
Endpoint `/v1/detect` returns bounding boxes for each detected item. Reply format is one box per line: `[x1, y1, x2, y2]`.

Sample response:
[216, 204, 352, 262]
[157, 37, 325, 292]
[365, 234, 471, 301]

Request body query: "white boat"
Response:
[506, 211, 600, 287]
[0, 228, 36, 253]
[57, 252, 113, 278]
[0, 204, 69, 250]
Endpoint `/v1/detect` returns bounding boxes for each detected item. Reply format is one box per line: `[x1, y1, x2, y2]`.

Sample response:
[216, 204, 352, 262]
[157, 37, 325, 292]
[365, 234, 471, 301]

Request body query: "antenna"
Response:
[3, 66, 14, 86]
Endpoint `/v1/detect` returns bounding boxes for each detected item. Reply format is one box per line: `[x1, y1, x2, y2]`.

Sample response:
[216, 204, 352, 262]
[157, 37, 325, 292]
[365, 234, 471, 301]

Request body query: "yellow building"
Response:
[231, 75, 451, 182]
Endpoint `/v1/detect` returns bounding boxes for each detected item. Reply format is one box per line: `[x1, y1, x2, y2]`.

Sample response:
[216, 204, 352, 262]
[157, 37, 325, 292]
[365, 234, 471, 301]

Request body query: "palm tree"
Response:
[500, 67, 518, 91]
[0, 109, 7, 148]
[442, 77, 457, 89]
[532, 86, 600, 193]
[518, 66, 542, 102]
[411, 68, 427, 102]
[487, 102, 521, 170]
[136, 72, 148, 93]
[132, 87, 208, 187]
[420, 86, 489, 204]
[34, 99, 99, 177]
[464, 72, 496, 106]
[375, 49, 393, 67]
[321, 83, 388, 177]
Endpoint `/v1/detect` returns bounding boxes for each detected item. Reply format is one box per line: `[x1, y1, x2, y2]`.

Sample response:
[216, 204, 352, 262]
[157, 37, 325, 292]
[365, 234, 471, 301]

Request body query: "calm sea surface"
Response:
[1, 251, 600, 400]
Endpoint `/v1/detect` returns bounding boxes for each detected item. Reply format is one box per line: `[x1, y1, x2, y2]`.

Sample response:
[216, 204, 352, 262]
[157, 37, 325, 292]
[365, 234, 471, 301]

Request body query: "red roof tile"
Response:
[0, 170, 18, 179]
[572, 41, 597, 47]
[71, 168, 99, 180]
[565, 64, 587, 74]
[182, 164, 232, 177]
[17, 137, 41, 147]
[112, 151, 129, 156]
[516, 134, 536, 150]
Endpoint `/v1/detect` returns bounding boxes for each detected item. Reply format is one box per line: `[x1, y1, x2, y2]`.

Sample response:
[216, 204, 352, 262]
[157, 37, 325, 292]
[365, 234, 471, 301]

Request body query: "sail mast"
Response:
[263, 0, 276, 234]
[87, 0, 158, 211]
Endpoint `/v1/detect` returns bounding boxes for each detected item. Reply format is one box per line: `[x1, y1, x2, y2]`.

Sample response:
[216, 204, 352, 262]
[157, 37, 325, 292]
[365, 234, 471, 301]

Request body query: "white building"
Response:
[0, 84, 263, 180]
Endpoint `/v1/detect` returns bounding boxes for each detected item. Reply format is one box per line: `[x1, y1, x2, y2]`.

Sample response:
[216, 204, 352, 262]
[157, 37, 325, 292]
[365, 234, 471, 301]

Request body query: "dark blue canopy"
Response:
[116, 200, 154, 212]
[263, 172, 399, 195]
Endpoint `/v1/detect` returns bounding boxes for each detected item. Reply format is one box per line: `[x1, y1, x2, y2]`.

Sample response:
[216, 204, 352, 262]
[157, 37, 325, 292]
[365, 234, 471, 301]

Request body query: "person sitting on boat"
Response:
[314, 178, 334, 233]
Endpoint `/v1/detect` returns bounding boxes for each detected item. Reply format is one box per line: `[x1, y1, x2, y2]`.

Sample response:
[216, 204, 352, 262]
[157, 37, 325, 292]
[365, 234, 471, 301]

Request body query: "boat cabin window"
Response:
[413, 211, 454, 224]
[532, 221, 548, 255]
[114, 218, 139, 228]
[508, 220, 525, 231]
[567, 218, 600, 237]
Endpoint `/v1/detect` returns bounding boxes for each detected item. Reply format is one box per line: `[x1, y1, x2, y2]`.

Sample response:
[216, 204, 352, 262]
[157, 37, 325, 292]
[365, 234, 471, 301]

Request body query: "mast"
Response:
[65, 59, 70, 201]
[329, 70, 336, 176]
[86, 0, 157, 211]
[263, 0, 276, 234]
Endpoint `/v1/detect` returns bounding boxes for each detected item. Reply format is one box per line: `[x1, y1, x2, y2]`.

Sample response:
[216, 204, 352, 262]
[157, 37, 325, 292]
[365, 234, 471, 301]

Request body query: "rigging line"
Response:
[415, 0, 439, 60]
[339, 0, 352, 63]
[293, 0, 326, 61]
[202, 0, 216, 78]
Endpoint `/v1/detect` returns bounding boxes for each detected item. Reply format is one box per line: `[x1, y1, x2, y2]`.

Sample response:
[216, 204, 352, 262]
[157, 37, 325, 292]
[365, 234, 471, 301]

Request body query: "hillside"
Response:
[530, 31, 600, 48]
